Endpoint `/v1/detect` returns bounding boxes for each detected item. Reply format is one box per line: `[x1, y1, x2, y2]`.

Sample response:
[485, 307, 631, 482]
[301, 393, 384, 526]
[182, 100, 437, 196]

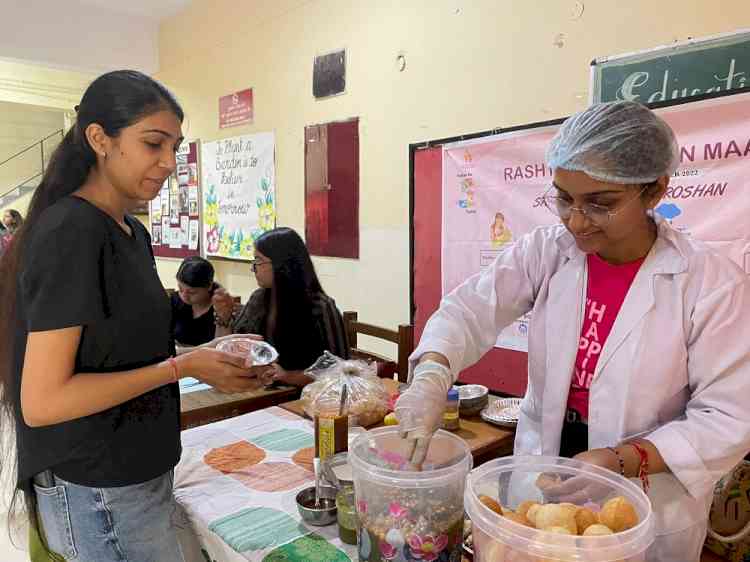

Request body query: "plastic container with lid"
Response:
[465, 456, 655, 562]
[215, 336, 278, 367]
[349, 427, 472, 562]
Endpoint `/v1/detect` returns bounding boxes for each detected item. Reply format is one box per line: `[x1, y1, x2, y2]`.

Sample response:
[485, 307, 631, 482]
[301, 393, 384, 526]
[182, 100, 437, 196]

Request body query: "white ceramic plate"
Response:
[480, 397, 522, 428]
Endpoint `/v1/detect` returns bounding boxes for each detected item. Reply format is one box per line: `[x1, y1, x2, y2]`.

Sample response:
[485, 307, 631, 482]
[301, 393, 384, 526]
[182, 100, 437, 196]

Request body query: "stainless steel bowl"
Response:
[458, 384, 489, 416]
[295, 485, 338, 526]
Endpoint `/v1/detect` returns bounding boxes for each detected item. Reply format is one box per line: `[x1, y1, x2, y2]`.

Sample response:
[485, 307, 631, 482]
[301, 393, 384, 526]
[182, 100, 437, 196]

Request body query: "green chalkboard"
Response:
[592, 31, 750, 103]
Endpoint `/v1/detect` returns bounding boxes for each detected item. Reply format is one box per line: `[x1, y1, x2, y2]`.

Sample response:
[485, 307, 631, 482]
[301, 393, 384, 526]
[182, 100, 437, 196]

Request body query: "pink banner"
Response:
[442, 92, 750, 352]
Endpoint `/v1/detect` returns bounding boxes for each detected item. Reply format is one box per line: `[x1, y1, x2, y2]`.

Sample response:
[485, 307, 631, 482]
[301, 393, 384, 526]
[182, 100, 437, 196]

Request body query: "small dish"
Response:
[295, 485, 338, 526]
[458, 384, 489, 416]
[480, 397, 522, 428]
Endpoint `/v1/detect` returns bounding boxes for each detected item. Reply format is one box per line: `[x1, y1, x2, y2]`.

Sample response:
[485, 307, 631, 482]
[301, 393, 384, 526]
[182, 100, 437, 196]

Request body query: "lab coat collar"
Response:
[553, 214, 689, 275]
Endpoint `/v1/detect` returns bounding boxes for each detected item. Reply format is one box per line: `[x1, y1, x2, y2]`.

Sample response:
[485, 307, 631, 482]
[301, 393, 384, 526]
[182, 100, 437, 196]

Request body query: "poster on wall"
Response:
[442, 127, 559, 352]
[442, 91, 750, 352]
[150, 140, 202, 259]
[201, 132, 276, 261]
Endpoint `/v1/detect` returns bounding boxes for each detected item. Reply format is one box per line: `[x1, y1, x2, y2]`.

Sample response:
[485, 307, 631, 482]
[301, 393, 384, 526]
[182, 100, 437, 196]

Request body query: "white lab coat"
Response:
[412, 219, 750, 561]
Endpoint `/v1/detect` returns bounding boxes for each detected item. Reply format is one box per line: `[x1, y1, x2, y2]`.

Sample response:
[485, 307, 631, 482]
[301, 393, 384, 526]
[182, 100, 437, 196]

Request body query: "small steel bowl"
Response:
[295, 485, 338, 526]
[458, 384, 489, 416]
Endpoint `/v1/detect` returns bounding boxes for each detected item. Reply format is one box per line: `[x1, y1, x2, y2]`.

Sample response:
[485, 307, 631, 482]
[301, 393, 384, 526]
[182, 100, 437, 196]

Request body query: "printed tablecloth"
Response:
[174, 406, 357, 562]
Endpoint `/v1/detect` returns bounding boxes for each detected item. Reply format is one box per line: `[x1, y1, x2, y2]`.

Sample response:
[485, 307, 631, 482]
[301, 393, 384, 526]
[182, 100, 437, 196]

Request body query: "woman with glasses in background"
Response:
[212, 227, 348, 387]
[394, 101, 750, 561]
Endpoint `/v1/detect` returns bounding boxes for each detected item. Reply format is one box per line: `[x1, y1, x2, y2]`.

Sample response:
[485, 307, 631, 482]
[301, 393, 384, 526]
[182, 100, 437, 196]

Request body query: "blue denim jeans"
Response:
[35, 470, 184, 562]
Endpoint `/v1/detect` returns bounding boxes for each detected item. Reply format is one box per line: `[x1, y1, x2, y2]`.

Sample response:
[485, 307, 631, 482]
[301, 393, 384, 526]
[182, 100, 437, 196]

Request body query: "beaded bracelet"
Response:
[606, 446, 626, 477]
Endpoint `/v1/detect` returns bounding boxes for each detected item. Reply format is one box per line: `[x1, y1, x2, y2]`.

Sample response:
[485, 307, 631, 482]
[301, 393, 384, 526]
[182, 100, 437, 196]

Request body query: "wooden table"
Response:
[180, 384, 300, 429]
[279, 379, 516, 463]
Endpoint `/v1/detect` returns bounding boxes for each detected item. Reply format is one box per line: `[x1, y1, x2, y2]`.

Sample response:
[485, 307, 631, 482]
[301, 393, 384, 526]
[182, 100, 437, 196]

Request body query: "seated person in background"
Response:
[172, 256, 220, 346]
[1, 208, 24, 257]
[213, 227, 348, 387]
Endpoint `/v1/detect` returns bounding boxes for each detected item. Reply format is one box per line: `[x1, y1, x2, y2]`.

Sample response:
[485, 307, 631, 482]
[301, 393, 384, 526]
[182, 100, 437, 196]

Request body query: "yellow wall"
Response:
[155, 0, 750, 341]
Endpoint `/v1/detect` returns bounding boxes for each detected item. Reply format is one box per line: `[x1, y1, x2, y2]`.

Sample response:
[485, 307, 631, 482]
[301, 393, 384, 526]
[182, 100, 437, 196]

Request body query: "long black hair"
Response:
[254, 228, 325, 368]
[0, 70, 183, 545]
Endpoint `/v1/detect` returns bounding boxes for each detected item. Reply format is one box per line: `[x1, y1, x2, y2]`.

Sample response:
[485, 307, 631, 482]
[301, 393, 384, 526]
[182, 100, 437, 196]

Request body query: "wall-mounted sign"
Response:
[219, 88, 254, 129]
[591, 30, 750, 103]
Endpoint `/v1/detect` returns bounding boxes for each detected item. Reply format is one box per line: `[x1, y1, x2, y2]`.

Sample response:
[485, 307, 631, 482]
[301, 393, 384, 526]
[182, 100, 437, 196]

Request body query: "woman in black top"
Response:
[213, 227, 348, 387]
[0, 71, 265, 562]
[172, 256, 218, 346]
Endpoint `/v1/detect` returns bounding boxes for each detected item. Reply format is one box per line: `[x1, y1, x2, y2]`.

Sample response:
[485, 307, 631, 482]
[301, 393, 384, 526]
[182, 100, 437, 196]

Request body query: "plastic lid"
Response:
[447, 388, 459, 400]
[349, 427, 472, 488]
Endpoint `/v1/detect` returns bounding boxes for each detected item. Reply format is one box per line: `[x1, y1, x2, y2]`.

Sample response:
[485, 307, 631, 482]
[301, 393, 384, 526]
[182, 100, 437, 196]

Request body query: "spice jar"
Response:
[336, 485, 357, 545]
[314, 413, 349, 461]
[442, 387, 460, 431]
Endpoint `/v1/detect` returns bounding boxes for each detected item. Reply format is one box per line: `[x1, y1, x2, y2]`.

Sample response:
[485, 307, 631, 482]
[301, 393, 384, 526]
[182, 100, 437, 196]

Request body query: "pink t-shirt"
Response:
[567, 253, 645, 421]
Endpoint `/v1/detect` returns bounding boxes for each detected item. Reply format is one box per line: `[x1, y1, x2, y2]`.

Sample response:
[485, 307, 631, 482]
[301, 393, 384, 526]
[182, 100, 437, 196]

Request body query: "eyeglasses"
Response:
[542, 185, 650, 227]
[249, 259, 272, 273]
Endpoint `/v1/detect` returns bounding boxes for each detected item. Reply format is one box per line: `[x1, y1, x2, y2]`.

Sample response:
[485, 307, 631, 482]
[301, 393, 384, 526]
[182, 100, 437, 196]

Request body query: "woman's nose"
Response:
[565, 208, 592, 233]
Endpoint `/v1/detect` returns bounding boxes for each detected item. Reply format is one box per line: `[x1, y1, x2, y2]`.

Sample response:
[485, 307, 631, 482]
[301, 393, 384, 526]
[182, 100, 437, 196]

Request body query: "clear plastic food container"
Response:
[349, 427, 472, 562]
[215, 336, 278, 366]
[465, 456, 655, 562]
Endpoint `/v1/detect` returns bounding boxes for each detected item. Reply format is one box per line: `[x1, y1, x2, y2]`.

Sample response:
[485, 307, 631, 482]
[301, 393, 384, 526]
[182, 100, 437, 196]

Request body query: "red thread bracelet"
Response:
[629, 441, 650, 493]
[167, 357, 179, 384]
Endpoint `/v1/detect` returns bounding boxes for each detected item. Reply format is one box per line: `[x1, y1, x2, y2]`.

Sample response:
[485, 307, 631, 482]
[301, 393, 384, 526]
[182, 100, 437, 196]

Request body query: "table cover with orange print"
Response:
[174, 406, 357, 561]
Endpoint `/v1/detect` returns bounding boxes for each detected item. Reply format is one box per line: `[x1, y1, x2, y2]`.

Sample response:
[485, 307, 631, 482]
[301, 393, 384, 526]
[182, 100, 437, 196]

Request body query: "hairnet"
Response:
[546, 101, 679, 184]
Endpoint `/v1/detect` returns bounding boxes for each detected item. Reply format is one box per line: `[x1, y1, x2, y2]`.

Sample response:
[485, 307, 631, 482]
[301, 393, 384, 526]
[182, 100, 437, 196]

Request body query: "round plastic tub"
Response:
[465, 456, 655, 562]
[349, 427, 472, 562]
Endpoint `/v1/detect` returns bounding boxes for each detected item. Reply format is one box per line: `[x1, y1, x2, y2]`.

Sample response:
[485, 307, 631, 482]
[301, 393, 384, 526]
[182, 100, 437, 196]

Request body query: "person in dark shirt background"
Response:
[171, 256, 219, 347]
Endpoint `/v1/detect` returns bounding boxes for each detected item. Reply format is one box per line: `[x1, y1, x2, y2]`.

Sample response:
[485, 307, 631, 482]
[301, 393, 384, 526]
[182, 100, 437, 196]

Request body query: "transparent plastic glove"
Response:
[394, 360, 453, 468]
[539, 473, 612, 505]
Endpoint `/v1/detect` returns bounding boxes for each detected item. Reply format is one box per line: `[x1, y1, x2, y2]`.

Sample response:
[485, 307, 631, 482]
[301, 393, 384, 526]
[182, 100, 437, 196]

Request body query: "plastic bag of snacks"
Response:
[301, 352, 389, 427]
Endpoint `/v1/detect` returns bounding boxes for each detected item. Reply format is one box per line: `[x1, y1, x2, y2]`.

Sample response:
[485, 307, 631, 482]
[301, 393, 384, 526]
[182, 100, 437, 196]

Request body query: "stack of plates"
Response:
[480, 397, 522, 428]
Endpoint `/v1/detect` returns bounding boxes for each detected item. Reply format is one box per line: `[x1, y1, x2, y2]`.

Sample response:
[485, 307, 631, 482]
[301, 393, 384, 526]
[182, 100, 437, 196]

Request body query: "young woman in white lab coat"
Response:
[395, 101, 750, 562]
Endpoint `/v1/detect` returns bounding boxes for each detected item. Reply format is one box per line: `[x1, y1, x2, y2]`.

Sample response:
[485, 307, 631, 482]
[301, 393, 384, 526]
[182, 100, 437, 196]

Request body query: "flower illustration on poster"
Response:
[201, 132, 276, 260]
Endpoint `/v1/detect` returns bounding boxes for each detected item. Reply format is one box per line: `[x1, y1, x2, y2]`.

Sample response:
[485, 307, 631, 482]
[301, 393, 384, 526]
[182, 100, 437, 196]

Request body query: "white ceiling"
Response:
[73, 0, 192, 22]
[0, 0, 191, 73]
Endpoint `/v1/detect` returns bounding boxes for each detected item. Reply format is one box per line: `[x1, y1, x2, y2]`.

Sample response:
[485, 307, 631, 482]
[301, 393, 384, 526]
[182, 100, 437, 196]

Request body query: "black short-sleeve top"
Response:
[12, 196, 180, 487]
[170, 292, 216, 346]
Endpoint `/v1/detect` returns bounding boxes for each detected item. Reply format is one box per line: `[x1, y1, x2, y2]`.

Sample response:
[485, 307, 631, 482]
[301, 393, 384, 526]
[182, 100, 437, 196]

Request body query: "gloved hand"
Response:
[394, 360, 453, 468]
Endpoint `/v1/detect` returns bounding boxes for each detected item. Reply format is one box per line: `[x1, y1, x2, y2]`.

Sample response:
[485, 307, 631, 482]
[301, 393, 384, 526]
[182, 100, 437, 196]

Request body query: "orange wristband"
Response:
[167, 357, 179, 384]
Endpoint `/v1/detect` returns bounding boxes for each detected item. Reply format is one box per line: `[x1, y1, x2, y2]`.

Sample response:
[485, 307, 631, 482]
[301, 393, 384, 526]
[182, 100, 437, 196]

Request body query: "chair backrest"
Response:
[342, 311, 414, 383]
